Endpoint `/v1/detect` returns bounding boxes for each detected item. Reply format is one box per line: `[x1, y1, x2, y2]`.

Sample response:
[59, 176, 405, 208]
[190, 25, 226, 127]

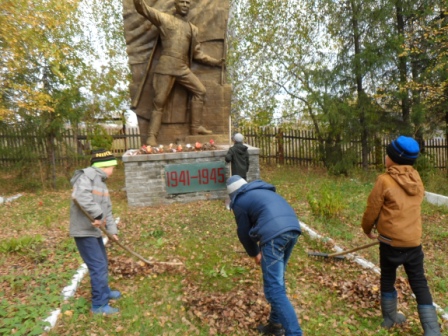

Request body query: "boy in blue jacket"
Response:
[227, 175, 302, 336]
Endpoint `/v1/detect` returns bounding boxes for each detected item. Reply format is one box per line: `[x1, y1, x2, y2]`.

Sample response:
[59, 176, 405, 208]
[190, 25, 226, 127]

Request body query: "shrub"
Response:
[414, 152, 436, 186]
[307, 185, 345, 218]
[88, 125, 113, 151]
[0, 235, 45, 254]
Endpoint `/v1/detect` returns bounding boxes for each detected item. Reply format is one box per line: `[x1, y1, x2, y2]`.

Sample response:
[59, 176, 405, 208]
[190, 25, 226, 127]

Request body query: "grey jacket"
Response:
[69, 167, 118, 237]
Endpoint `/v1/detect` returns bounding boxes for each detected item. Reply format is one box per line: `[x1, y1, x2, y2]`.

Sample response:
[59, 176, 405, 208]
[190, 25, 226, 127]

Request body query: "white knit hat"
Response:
[226, 175, 247, 196]
[233, 133, 244, 143]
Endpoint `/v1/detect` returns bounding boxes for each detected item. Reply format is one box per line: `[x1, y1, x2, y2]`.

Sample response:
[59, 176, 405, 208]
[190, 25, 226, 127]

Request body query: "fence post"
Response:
[277, 128, 284, 165]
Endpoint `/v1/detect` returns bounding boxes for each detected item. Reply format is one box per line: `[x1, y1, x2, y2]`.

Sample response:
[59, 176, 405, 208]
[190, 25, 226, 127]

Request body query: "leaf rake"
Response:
[308, 241, 379, 261]
[73, 199, 183, 267]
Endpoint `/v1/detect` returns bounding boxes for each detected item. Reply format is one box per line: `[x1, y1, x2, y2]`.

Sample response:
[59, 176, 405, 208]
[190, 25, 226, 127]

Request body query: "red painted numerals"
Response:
[166, 167, 225, 187]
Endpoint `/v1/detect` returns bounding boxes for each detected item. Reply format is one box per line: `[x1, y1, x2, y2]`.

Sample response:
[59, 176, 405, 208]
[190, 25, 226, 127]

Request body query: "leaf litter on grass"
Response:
[2, 165, 447, 335]
[102, 234, 421, 335]
[109, 256, 186, 278]
[182, 278, 270, 335]
[108, 251, 270, 335]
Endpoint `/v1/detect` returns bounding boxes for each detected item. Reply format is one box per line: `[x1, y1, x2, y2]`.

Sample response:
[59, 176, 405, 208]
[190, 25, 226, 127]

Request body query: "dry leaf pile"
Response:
[315, 266, 413, 309]
[109, 256, 185, 277]
[182, 279, 270, 335]
[109, 255, 270, 335]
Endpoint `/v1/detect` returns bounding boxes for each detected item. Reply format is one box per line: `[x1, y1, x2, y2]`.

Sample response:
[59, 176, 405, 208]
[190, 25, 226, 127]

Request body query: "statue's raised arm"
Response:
[133, 0, 164, 27]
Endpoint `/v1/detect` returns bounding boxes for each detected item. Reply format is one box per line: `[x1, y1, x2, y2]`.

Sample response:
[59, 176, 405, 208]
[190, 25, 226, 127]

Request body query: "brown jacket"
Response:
[362, 165, 424, 247]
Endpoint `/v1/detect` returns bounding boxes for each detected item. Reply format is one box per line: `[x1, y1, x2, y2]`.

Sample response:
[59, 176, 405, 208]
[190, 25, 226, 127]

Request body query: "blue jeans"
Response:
[261, 231, 302, 336]
[75, 237, 111, 307]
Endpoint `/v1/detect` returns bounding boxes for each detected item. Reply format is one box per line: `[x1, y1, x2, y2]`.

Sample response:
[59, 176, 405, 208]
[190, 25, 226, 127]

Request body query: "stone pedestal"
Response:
[122, 145, 260, 207]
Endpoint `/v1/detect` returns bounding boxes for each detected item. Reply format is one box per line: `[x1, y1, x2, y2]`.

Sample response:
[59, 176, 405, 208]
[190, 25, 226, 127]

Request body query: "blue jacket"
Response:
[230, 180, 301, 257]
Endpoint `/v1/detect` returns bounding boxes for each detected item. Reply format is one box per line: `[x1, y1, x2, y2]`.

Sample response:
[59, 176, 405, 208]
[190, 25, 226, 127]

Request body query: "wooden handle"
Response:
[73, 199, 182, 266]
[97, 226, 182, 266]
[327, 241, 379, 258]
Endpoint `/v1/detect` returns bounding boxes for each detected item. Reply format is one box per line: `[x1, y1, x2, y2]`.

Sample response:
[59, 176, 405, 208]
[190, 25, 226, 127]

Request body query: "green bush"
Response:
[88, 125, 113, 151]
[324, 143, 358, 176]
[0, 235, 44, 254]
[307, 185, 345, 218]
[414, 152, 437, 186]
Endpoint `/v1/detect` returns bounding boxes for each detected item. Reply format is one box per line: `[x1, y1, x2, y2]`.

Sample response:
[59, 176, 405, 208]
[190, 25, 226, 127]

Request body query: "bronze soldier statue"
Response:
[133, 0, 224, 147]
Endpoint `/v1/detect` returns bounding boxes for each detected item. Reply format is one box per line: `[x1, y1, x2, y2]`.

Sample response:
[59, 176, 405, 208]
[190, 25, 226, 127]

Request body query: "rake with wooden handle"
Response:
[308, 241, 379, 261]
[73, 199, 183, 267]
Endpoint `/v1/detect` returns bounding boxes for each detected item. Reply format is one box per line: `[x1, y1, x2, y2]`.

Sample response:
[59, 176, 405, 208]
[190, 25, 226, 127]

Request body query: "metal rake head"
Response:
[307, 251, 346, 261]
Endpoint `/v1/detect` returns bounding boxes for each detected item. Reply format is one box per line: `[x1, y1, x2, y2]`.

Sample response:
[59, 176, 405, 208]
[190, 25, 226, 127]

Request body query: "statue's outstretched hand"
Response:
[216, 58, 225, 67]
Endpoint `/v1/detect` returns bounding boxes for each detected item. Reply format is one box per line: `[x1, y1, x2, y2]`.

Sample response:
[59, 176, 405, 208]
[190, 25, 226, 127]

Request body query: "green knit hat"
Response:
[90, 149, 117, 168]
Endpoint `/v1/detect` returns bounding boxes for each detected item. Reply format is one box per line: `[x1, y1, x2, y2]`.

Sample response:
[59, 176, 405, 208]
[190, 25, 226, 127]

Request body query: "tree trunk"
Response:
[350, 0, 369, 169]
[396, 2, 411, 129]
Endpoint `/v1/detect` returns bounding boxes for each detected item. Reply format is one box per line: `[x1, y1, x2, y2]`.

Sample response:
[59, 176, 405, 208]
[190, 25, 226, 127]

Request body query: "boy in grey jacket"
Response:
[70, 149, 121, 315]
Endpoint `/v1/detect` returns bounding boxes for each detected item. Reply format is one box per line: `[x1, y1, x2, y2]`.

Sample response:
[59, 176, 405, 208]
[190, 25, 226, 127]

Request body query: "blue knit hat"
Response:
[386, 136, 420, 165]
[226, 175, 247, 198]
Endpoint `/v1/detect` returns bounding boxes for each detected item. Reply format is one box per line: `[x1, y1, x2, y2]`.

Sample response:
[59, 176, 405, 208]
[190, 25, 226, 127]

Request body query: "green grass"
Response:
[0, 164, 447, 335]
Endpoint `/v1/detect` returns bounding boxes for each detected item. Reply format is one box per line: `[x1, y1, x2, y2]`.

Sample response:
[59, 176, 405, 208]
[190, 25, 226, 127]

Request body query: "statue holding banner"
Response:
[123, 0, 230, 147]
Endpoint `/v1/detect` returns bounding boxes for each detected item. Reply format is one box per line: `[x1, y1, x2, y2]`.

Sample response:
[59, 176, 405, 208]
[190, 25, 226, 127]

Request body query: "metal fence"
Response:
[0, 125, 446, 170]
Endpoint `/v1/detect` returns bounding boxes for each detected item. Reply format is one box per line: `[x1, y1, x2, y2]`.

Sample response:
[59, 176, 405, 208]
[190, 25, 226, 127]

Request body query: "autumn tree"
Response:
[406, 4, 447, 136]
[228, 0, 445, 172]
[0, 0, 129, 188]
[228, 0, 388, 171]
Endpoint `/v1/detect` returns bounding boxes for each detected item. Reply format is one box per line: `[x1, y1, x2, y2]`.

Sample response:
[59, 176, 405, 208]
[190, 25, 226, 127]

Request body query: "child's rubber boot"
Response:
[256, 321, 285, 336]
[418, 305, 441, 336]
[109, 290, 121, 299]
[380, 292, 406, 328]
[91, 304, 119, 315]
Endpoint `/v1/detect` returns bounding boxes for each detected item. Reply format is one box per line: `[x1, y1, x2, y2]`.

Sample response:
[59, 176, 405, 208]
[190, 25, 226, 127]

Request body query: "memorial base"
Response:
[122, 146, 260, 207]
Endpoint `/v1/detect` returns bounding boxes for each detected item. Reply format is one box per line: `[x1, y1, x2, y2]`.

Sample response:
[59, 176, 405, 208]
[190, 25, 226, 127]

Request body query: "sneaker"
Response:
[109, 290, 121, 299]
[257, 322, 285, 336]
[91, 304, 119, 315]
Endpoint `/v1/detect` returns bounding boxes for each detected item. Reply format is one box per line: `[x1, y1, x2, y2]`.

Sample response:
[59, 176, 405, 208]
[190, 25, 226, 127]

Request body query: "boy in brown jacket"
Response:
[362, 136, 440, 335]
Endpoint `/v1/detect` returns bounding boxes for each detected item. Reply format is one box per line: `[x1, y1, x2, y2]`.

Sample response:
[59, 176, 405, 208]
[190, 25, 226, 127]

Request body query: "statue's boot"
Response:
[190, 100, 212, 135]
[137, 116, 150, 148]
[147, 111, 163, 147]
